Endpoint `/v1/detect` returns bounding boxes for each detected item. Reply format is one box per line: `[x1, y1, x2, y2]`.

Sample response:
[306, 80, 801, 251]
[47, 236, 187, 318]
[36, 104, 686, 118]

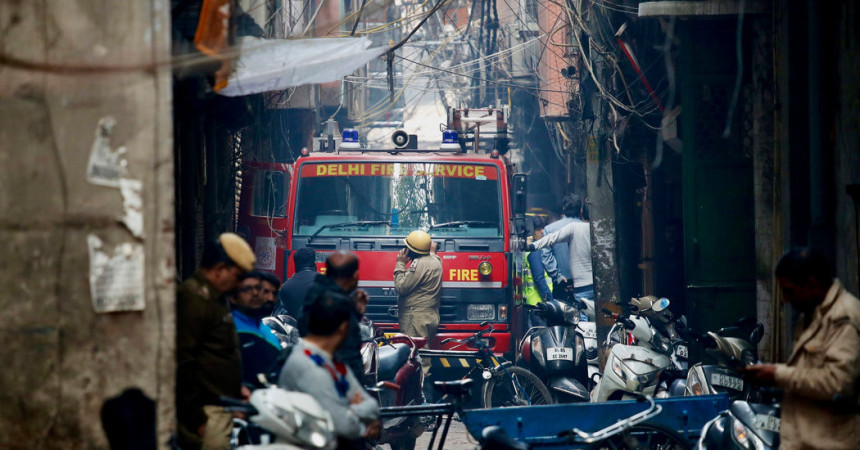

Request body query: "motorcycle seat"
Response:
[378, 343, 410, 381]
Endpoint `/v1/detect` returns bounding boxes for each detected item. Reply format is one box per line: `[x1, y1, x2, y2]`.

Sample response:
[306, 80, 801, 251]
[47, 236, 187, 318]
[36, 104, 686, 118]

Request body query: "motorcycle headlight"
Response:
[731, 418, 765, 450]
[687, 370, 703, 396]
[611, 357, 627, 382]
[297, 416, 334, 449]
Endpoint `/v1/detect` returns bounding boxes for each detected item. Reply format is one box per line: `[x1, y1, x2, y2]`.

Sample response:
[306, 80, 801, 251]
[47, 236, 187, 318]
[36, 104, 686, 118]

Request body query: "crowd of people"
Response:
[174, 216, 860, 450]
[175, 229, 443, 450]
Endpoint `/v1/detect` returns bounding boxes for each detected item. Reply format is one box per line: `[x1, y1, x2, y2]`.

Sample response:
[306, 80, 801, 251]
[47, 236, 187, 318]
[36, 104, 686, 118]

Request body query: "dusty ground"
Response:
[413, 419, 477, 450]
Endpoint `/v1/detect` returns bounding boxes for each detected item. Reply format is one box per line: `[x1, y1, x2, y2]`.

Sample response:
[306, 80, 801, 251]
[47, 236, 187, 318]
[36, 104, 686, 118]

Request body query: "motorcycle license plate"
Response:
[578, 325, 596, 338]
[675, 344, 688, 359]
[546, 347, 573, 361]
[753, 414, 780, 433]
[711, 373, 744, 391]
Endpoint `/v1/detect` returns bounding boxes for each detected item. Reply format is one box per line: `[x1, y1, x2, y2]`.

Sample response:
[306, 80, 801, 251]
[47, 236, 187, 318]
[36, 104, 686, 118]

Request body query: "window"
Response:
[252, 170, 288, 217]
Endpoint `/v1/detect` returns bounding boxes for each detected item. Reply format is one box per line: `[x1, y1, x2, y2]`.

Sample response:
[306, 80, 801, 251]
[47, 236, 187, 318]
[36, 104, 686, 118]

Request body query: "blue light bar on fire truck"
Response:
[341, 128, 361, 150]
[440, 130, 461, 151]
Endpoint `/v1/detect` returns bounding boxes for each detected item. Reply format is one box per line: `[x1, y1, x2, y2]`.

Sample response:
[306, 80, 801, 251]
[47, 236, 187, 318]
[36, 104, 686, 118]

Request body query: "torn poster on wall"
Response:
[120, 178, 144, 238]
[86, 116, 128, 187]
[88, 235, 145, 312]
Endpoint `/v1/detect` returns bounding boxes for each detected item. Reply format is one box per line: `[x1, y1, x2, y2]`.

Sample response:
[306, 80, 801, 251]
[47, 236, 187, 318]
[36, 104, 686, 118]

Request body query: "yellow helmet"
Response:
[404, 230, 431, 255]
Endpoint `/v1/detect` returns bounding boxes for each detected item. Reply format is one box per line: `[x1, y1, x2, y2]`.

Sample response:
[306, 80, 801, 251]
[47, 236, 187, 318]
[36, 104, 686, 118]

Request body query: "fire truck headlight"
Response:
[478, 262, 493, 276]
[467, 304, 495, 321]
[498, 305, 508, 320]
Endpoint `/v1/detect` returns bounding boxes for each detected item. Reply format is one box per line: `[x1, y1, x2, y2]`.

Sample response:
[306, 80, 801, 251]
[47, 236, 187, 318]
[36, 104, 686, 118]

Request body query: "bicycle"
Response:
[421, 321, 553, 409]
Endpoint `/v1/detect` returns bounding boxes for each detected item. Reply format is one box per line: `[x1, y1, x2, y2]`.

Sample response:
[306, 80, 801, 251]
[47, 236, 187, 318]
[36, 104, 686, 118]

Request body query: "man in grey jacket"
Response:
[279, 290, 380, 444]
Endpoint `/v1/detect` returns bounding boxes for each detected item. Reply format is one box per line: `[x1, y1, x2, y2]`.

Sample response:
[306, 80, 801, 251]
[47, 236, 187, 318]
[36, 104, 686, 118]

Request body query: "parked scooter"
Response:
[685, 318, 764, 400]
[262, 314, 300, 349]
[517, 299, 591, 402]
[360, 319, 426, 450]
[590, 296, 689, 402]
[222, 385, 336, 449]
[696, 389, 781, 449]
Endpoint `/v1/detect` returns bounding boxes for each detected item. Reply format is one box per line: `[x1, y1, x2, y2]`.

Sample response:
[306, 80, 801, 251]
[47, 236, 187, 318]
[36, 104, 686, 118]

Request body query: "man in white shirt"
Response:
[529, 219, 594, 302]
[542, 194, 584, 290]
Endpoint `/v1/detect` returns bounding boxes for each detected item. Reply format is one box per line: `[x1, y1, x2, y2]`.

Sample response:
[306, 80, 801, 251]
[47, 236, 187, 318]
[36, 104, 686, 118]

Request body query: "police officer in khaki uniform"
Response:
[394, 230, 442, 381]
[176, 233, 255, 450]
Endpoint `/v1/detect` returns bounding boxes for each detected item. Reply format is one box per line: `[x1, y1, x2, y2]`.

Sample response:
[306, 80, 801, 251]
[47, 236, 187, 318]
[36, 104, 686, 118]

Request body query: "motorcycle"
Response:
[262, 314, 301, 349]
[517, 299, 591, 402]
[695, 389, 781, 449]
[685, 318, 764, 400]
[222, 385, 336, 449]
[359, 319, 425, 450]
[590, 296, 689, 402]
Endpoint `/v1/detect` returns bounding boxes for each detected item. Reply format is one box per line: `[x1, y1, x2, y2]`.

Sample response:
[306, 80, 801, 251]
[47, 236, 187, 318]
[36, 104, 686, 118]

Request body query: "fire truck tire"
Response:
[482, 366, 553, 408]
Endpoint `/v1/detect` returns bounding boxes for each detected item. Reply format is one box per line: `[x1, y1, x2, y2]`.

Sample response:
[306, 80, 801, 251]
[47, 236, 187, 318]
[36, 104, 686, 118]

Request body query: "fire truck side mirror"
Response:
[512, 174, 527, 216]
[512, 174, 528, 236]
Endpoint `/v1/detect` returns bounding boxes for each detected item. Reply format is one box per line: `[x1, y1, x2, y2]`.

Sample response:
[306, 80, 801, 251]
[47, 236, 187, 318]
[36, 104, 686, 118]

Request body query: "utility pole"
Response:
[587, 54, 622, 370]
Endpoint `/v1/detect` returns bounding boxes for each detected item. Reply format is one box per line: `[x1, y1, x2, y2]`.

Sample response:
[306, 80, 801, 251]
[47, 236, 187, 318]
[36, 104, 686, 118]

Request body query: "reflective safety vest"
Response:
[522, 251, 552, 306]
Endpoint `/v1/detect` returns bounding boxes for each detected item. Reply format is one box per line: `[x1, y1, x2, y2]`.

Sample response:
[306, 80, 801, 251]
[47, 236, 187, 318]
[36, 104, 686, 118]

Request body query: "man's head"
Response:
[562, 194, 583, 219]
[231, 271, 270, 318]
[258, 272, 281, 307]
[775, 247, 834, 313]
[532, 216, 546, 240]
[305, 290, 353, 348]
[199, 233, 255, 293]
[326, 251, 360, 293]
[293, 247, 316, 271]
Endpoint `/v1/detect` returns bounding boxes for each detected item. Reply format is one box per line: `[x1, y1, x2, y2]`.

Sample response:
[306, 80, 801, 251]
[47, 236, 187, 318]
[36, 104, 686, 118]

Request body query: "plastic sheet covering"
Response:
[217, 36, 388, 97]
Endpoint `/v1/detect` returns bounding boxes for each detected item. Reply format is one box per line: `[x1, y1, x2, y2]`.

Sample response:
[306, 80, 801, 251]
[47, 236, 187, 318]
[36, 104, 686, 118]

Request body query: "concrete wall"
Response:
[833, 1, 860, 296]
[0, 1, 174, 448]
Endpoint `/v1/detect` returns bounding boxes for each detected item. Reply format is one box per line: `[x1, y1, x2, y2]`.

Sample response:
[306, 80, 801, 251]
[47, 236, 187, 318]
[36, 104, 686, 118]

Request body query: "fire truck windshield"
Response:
[294, 162, 502, 239]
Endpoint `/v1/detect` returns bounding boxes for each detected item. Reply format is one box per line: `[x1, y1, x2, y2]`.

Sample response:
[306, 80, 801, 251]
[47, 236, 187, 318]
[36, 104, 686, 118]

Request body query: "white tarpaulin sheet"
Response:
[218, 36, 388, 97]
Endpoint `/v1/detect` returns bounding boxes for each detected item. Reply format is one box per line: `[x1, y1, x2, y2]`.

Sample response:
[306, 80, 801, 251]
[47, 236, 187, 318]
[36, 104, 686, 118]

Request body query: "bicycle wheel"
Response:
[482, 366, 553, 408]
[588, 422, 691, 450]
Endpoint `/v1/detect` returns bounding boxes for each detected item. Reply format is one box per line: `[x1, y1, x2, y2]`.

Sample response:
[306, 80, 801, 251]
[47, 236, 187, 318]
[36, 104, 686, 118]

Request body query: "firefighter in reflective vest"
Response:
[523, 217, 556, 327]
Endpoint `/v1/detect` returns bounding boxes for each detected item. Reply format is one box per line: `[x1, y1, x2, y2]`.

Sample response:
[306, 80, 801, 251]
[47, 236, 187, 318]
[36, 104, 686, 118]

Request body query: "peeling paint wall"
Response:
[0, 1, 174, 448]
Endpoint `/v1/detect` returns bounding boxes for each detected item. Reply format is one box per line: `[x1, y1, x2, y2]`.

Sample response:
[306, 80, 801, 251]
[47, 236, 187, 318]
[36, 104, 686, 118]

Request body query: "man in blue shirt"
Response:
[230, 271, 282, 386]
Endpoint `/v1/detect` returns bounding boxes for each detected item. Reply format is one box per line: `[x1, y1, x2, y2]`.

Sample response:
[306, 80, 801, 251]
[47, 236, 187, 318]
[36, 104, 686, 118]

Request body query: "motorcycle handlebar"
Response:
[219, 396, 258, 415]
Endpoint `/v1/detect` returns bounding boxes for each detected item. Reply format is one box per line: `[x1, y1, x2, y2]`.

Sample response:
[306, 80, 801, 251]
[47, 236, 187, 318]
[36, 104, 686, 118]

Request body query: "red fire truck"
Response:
[238, 111, 527, 356]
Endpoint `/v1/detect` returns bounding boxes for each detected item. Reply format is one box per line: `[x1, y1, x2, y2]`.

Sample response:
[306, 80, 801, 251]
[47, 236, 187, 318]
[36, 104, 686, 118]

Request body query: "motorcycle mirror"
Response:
[750, 323, 764, 345]
[651, 297, 671, 312]
[256, 373, 272, 388]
